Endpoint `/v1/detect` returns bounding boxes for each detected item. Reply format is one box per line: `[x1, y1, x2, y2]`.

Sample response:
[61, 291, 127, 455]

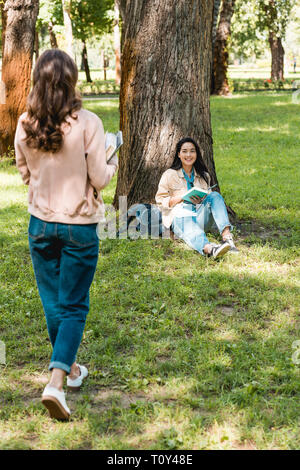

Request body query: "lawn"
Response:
[0, 91, 299, 450]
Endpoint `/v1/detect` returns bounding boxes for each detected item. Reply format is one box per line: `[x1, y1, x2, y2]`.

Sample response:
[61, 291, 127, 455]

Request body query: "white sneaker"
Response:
[223, 236, 239, 253]
[208, 241, 230, 259]
[67, 364, 88, 391]
[42, 384, 70, 420]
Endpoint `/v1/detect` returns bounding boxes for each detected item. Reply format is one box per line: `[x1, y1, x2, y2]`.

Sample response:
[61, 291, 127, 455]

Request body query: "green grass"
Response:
[0, 92, 299, 450]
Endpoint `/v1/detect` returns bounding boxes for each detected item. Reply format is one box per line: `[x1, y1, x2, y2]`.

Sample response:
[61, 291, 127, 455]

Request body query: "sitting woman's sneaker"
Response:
[208, 241, 230, 259]
[223, 235, 239, 253]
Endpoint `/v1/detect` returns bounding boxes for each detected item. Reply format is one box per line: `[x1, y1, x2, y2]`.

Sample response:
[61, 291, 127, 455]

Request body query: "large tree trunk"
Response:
[114, 0, 217, 208]
[48, 21, 58, 48]
[34, 29, 39, 59]
[0, 0, 39, 156]
[62, 0, 73, 59]
[212, 0, 236, 96]
[81, 40, 92, 82]
[211, 0, 222, 93]
[114, 1, 121, 86]
[1, 1, 7, 57]
[269, 32, 284, 81]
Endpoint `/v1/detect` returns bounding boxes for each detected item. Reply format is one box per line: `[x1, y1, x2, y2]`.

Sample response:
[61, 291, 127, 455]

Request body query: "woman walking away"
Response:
[156, 137, 238, 258]
[15, 49, 118, 420]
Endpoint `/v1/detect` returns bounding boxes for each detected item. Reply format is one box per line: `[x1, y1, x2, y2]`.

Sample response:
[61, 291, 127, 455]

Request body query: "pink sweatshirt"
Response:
[14, 108, 118, 224]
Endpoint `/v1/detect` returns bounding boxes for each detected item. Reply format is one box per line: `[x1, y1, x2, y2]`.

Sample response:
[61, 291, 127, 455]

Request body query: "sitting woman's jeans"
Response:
[171, 192, 232, 255]
[28, 215, 99, 374]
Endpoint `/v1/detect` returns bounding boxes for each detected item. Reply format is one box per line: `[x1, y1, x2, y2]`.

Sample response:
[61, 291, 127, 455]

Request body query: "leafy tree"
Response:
[36, 0, 63, 49]
[0, 0, 39, 156]
[71, 0, 113, 82]
[257, 0, 295, 80]
[231, 0, 266, 60]
[212, 0, 236, 95]
[231, 0, 296, 79]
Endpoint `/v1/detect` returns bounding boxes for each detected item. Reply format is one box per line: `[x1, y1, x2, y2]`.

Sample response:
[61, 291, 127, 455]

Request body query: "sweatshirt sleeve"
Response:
[84, 112, 118, 191]
[14, 117, 30, 185]
[155, 171, 171, 209]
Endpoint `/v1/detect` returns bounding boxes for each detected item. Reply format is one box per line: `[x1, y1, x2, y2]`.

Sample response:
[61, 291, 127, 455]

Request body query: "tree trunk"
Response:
[114, 1, 121, 86]
[34, 28, 39, 59]
[211, 0, 222, 93]
[62, 0, 73, 59]
[81, 40, 92, 82]
[1, 1, 7, 58]
[114, 0, 217, 208]
[269, 32, 284, 81]
[212, 0, 236, 96]
[0, 0, 39, 156]
[48, 21, 58, 48]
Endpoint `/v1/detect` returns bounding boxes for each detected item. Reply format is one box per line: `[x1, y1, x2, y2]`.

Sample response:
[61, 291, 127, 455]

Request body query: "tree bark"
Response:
[81, 40, 92, 82]
[269, 32, 284, 81]
[114, 0, 217, 208]
[48, 21, 58, 48]
[0, 0, 39, 156]
[62, 0, 73, 59]
[1, 2, 7, 58]
[212, 0, 236, 96]
[34, 28, 39, 59]
[211, 0, 222, 93]
[114, 1, 121, 86]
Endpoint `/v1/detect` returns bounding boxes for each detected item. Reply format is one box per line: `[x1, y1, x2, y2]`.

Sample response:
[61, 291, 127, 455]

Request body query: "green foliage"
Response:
[257, 0, 296, 37]
[231, 0, 266, 59]
[0, 94, 299, 449]
[231, 0, 297, 59]
[37, 0, 64, 33]
[71, 0, 114, 42]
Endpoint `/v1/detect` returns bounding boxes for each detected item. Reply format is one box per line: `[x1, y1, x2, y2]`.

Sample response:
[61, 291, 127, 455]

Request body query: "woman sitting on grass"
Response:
[15, 49, 118, 420]
[155, 137, 238, 258]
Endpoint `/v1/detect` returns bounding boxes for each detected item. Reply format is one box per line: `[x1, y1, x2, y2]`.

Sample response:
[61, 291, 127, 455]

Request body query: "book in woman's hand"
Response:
[181, 184, 217, 203]
[105, 131, 123, 162]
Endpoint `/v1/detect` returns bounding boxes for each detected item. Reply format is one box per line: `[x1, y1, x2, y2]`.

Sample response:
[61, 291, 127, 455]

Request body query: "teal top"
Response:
[182, 167, 195, 208]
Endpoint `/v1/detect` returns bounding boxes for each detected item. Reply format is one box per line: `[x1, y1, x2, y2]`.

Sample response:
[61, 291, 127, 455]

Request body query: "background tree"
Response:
[212, 0, 236, 95]
[257, 0, 295, 81]
[230, 0, 266, 61]
[36, 0, 63, 49]
[71, 0, 113, 83]
[114, 0, 217, 208]
[62, 0, 73, 58]
[114, 0, 121, 85]
[0, 0, 39, 156]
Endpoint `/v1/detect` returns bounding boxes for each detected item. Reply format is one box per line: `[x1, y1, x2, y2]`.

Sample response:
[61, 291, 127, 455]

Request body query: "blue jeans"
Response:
[171, 192, 232, 255]
[28, 215, 99, 374]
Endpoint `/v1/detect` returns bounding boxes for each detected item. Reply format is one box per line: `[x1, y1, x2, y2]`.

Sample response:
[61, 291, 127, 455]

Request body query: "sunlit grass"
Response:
[0, 92, 299, 450]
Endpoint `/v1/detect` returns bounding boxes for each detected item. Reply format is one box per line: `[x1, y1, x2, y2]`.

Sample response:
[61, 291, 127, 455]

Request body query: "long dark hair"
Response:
[170, 137, 210, 184]
[22, 49, 82, 153]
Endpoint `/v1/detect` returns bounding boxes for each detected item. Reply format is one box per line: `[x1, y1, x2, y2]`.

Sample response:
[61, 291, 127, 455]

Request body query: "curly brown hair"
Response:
[22, 49, 82, 153]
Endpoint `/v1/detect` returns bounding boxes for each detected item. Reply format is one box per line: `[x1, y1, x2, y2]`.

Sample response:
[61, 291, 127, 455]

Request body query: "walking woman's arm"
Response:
[84, 112, 118, 191]
[14, 116, 30, 185]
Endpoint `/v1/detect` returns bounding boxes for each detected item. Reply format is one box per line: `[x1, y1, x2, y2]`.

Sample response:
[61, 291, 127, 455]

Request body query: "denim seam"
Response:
[49, 361, 71, 375]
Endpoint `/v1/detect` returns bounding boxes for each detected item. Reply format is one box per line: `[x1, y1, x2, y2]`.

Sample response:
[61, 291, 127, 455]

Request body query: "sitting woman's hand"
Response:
[190, 195, 206, 205]
[169, 195, 184, 208]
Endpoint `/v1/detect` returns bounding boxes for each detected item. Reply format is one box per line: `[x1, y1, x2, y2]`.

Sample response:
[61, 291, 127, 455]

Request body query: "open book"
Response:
[181, 184, 217, 203]
[105, 131, 123, 162]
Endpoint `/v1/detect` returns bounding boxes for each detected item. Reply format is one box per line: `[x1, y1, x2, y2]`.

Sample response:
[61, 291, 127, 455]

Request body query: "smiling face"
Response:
[178, 142, 197, 170]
